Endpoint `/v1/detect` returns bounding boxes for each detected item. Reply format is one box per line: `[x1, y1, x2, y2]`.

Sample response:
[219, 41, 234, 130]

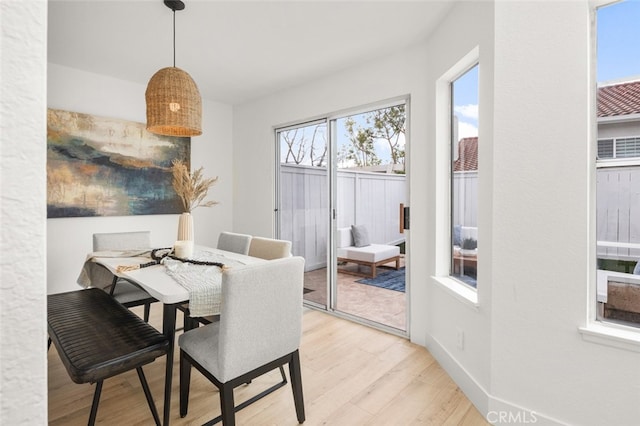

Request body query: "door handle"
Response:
[400, 204, 410, 232]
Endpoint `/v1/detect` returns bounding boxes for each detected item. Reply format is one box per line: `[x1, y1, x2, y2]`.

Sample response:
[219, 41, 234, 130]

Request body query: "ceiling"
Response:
[48, 1, 455, 105]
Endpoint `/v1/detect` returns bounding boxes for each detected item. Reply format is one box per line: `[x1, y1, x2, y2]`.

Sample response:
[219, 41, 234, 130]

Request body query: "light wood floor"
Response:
[48, 305, 488, 425]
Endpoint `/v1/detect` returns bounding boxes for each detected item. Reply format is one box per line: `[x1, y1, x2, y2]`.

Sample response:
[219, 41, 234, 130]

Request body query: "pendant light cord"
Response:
[172, 9, 176, 67]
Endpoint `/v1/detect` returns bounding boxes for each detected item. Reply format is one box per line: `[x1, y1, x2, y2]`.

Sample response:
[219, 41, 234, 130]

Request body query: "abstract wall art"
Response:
[47, 108, 190, 218]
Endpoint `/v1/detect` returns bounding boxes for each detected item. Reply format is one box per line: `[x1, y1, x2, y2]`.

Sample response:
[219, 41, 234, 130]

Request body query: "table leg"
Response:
[162, 303, 177, 426]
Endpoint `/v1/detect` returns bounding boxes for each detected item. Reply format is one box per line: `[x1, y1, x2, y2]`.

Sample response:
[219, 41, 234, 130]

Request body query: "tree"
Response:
[281, 124, 327, 166]
[280, 105, 405, 170]
[370, 105, 405, 167]
[282, 128, 306, 165]
[308, 124, 327, 167]
[342, 117, 381, 167]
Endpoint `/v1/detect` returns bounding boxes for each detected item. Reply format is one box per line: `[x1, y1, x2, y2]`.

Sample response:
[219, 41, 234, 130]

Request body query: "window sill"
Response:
[432, 276, 479, 308]
[579, 323, 640, 353]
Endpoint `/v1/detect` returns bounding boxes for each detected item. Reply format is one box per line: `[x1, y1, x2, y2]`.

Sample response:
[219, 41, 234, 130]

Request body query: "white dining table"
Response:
[90, 245, 265, 426]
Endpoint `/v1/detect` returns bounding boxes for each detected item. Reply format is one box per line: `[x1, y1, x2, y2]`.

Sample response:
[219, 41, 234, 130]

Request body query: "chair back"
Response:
[217, 231, 252, 255]
[93, 231, 151, 251]
[248, 236, 292, 260]
[217, 256, 305, 381]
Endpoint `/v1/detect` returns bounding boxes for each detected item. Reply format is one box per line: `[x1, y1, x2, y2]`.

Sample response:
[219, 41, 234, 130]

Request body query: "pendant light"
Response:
[146, 0, 202, 137]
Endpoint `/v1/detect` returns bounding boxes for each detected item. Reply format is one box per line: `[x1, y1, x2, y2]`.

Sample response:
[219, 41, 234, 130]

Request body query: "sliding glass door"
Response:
[276, 120, 329, 309]
[332, 105, 407, 331]
[276, 101, 408, 333]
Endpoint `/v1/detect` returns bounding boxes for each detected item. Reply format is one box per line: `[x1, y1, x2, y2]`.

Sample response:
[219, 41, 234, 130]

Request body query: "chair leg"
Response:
[143, 303, 151, 322]
[47, 337, 51, 351]
[220, 382, 236, 426]
[136, 367, 161, 426]
[184, 315, 194, 332]
[108, 276, 118, 296]
[179, 350, 192, 418]
[88, 380, 104, 426]
[289, 350, 305, 423]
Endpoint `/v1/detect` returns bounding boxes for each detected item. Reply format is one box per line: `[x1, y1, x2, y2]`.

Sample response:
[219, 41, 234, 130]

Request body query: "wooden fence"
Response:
[279, 165, 618, 269]
[279, 164, 406, 270]
[597, 166, 640, 260]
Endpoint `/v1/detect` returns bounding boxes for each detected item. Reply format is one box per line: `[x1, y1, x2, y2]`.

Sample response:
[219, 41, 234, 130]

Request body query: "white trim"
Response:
[432, 276, 479, 307]
[579, 323, 640, 353]
[598, 113, 640, 124]
[425, 333, 570, 426]
[327, 96, 409, 122]
[435, 46, 482, 292]
[596, 157, 640, 168]
[597, 241, 640, 250]
[596, 269, 640, 303]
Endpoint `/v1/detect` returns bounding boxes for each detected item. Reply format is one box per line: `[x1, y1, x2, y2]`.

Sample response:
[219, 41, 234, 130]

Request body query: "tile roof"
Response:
[453, 137, 478, 172]
[598, 80, 640, 117]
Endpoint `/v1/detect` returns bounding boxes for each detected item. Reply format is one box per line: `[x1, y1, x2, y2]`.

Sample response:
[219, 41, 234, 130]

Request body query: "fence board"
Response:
[597, 166, 640, 260]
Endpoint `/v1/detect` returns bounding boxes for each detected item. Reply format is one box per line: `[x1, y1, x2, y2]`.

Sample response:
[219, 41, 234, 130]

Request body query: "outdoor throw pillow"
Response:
[351, 225, 370, 247]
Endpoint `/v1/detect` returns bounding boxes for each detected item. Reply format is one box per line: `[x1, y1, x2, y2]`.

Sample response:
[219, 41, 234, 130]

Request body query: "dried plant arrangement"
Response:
[171, 159, 219, 213]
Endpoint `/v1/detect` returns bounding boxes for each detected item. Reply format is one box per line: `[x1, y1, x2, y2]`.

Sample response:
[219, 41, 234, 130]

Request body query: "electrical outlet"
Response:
[456, 327, 464, 350]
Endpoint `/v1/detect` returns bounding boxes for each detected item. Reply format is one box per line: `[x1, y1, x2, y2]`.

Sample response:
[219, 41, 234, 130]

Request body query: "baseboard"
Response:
[424, 334, 489, 415]
[424, 335, 568, 426]
[487, 396, 569, 426]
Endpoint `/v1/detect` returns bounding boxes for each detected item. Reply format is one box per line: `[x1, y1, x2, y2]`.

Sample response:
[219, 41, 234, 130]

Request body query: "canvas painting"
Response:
[47, 108, 190, 218]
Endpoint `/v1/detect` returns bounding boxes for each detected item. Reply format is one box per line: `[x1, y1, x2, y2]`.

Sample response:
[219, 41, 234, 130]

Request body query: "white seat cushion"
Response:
[337, 243, 399, 263]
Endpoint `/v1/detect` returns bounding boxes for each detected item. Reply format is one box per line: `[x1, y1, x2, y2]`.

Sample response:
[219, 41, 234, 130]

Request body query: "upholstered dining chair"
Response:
[217, 231, 252, 255]
[178, 256, 306, 426]
[247, 236, 292, 260]
[92, 231, 157, 322]
[182, 235, 292, 331]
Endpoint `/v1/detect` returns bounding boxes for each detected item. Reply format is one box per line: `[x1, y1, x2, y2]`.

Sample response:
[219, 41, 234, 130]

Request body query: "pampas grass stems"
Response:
[171, 159, 218, 212]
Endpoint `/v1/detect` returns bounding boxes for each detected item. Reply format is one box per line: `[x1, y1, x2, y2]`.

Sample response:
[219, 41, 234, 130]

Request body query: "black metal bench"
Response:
[48, 288, 169, 425]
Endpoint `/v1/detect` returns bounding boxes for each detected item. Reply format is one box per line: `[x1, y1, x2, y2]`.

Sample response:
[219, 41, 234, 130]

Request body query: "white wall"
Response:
[234, 1, 640, 425]
[423, 0, 494, 414]
[46, 64, 234, 294]
[491, 2, 638, 424]
[0, 1, 48, 424]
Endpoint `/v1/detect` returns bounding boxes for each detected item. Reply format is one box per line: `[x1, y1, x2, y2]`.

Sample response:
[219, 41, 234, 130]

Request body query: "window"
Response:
[597, 137, 640, 160]
[596, 0, 640, 329]
[451, 64, 479, 288]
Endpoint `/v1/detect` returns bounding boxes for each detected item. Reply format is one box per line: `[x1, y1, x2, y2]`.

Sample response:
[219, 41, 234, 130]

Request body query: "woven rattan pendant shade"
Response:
[146, 66, 202, 137]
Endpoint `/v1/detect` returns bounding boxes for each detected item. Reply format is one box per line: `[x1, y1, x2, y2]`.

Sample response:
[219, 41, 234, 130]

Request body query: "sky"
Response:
[597, 0, 640, 83]
[453, 64, 479, 140]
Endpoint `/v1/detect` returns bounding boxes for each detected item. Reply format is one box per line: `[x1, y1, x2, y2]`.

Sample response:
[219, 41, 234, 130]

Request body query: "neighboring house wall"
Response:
[598, 118, 640, 139]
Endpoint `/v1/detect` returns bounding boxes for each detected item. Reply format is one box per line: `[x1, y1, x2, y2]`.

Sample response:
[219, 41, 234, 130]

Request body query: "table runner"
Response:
[77, 250, 152, 289]
[162, 250, 245, 316]
[79, 248, 245, 317]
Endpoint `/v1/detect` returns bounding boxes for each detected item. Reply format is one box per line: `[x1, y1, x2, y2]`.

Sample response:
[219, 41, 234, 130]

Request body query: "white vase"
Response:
[177, 212, 194, 241]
